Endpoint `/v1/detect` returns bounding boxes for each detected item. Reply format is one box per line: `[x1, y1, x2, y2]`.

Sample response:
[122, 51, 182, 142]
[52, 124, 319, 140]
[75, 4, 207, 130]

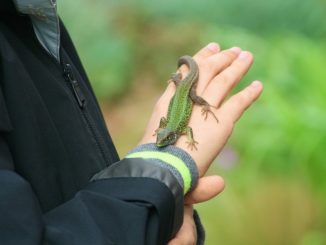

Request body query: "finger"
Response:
[193, 47, 241, 95]
[219, 80, 263, 123]
[178, 43, 221, 83]
[203, 51, 254, 106]
[185, 175, 225, 204]
[168, 205, 196, 245]
[193, 42, 220, 60]
[178, 47, 242, 97]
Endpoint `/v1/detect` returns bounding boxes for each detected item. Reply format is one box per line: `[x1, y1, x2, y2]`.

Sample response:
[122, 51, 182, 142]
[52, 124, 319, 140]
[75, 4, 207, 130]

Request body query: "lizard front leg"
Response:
[183, 126, 198, 151]
[153, 117, 168, 136]
[189, 85, 219, 123]
[168, 72, 182, 87]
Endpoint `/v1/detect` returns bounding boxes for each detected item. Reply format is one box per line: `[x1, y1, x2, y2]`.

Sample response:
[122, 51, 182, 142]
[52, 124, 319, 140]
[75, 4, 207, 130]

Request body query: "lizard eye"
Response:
[168, 134, 177, 142]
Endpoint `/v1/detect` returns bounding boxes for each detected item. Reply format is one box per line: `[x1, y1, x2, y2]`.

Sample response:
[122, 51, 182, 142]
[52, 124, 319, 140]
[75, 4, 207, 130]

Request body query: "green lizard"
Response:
[155, 55, 219, 150]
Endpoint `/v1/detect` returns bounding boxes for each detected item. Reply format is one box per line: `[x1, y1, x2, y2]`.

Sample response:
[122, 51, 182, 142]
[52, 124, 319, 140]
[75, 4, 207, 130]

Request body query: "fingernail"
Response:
[229, 47, 242, 54]
[238, 51, 249, 60]
[207, 43, 219, 52]
[251, 80, 261, 88]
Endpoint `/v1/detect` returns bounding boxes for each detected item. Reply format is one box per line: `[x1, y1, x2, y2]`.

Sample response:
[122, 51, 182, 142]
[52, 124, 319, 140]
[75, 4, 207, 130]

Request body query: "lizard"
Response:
[155, 55, 219, 150]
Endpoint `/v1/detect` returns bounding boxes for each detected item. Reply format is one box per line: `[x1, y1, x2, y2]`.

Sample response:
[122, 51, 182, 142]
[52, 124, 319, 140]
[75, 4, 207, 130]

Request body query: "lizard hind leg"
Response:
[189, 86, 219, 123]
[201, 104, 219, 122]
[183, 126, 198, 151]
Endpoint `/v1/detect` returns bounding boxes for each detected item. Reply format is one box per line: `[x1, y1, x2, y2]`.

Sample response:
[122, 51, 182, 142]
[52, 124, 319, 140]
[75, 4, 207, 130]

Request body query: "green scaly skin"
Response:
[156, 55, 218, 150]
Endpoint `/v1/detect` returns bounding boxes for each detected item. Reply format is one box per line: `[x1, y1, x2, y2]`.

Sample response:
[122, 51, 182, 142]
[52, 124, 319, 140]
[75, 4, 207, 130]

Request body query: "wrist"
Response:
[126, 143, 199, 194]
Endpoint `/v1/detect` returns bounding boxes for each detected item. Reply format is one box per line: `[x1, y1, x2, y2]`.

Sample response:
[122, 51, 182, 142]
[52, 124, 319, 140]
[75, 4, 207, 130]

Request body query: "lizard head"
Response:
[156, 128, 178, 147]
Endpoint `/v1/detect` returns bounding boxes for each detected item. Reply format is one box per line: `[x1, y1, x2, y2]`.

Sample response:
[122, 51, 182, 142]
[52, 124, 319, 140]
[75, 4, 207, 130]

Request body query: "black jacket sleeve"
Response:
[0, 163, 183, 245]
[0, 10, 185, 244]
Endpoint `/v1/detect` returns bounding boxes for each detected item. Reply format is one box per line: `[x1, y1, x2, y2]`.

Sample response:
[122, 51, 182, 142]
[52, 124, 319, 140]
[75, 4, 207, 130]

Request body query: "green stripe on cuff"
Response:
[126, 151, 192, 194]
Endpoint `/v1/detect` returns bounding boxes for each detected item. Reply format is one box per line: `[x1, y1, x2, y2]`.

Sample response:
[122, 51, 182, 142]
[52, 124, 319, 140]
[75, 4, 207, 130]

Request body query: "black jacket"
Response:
[0, 1, 186, 244]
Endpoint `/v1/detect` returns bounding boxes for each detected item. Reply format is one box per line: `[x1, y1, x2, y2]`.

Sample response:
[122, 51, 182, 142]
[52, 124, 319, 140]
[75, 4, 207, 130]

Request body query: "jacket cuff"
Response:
[90, 158, 184, 236]
[125, 143, 198, 194]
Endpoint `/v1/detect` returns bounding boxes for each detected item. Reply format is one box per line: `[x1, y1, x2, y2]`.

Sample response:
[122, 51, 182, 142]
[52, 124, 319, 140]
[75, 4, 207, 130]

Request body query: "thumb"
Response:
[185, 175, 225, 204]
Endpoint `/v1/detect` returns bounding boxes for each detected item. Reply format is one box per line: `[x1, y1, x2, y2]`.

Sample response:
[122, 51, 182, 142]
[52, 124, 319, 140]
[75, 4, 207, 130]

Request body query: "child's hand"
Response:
[140, 42, 263, 177]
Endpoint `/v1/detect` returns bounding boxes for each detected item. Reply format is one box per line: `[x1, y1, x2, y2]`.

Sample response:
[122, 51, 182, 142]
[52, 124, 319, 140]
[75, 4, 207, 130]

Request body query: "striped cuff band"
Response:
[126, 143, 198, 194]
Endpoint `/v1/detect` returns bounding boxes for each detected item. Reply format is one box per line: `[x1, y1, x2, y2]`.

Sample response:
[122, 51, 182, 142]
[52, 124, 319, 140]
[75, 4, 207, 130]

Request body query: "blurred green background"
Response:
[58, 0, 326, 244]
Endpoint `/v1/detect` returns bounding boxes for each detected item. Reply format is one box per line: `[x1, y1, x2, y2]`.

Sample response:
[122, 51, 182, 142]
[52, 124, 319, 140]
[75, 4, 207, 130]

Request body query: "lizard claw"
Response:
[201, 105, 219, 123]
[186, 140, 198, 151]
[201, 108, 208, 120]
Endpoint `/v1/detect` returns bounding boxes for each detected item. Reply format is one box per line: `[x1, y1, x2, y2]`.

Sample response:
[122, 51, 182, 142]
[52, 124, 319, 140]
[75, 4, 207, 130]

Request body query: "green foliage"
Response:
[58, 1, 133, 100]
[113, 0, 326, 38]
[210, 30, 326, 181]
[58, 0, 326, 244]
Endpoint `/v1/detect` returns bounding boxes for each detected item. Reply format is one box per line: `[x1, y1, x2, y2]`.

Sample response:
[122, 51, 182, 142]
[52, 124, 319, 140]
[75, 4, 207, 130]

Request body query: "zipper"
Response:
[62, 61, 113, 164]
[63, 63, 86, 109]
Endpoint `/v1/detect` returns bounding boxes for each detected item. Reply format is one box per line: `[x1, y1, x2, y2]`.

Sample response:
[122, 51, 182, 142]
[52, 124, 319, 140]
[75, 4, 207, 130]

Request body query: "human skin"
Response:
[139, 42, 263, 244]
